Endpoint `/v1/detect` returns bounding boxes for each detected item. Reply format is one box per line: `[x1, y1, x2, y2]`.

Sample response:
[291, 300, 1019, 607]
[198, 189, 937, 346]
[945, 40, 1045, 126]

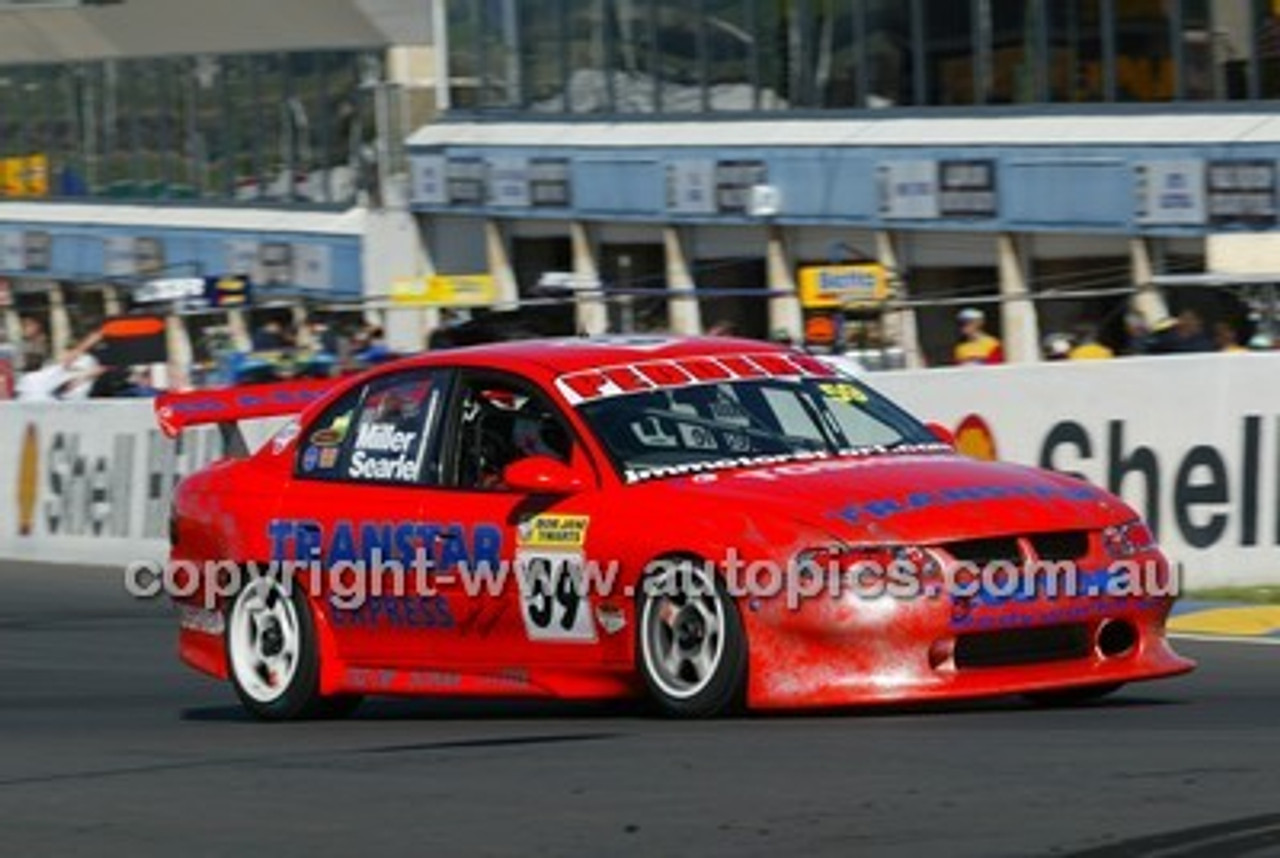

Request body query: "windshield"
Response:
[578, 377, 940, 482]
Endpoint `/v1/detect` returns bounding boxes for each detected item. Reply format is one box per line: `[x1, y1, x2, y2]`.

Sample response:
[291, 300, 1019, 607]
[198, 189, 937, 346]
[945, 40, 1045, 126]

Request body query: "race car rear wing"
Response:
[154, 379, 338, 458]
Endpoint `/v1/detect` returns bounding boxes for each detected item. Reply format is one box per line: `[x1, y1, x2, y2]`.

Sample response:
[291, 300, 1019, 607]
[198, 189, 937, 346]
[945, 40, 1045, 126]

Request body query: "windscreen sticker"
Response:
[817, 381, 869, 405]
[622, 443, 953, 484]
[556, 352, 835, 405]
[309, 427, 344, 447]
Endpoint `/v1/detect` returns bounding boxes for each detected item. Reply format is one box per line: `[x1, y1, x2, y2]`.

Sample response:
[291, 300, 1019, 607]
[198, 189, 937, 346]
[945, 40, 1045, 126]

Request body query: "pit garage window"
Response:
[294, 371, 446, 486]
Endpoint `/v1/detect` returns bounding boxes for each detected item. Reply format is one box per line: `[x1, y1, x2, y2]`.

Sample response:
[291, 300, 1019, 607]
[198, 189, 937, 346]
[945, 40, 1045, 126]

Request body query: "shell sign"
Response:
[953, 413, 998, 461]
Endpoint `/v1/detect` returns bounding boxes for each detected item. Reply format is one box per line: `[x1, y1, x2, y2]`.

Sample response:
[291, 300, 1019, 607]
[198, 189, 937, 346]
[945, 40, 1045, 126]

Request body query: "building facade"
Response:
[405, 0, 1280, 365]
[0, 0, 440, 377]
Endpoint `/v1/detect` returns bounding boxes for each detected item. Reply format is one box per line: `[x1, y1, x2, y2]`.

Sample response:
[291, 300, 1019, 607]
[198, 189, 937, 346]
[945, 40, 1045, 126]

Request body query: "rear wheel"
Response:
[638, 558, 746, 718]
[226, 574, 360, 721]
[1024, 682, 1123, 706]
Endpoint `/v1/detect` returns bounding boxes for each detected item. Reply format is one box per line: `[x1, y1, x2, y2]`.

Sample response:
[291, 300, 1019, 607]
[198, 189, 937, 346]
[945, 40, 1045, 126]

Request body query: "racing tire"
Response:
[1023, 682, 1123, 707]
[225, 573, 360, 721]
[637, 557, 747, 718]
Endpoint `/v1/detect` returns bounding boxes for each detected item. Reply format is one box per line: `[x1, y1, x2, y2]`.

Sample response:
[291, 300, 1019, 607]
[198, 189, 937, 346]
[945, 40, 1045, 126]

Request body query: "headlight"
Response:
[791, 545, 940, 586]
[1103, 520, 1156, 559]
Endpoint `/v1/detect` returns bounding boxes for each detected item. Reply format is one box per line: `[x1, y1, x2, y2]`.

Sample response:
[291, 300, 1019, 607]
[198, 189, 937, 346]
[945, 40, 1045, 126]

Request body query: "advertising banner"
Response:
[391, 274, 498, 307]
[0, 345, 14, 400]
[797, 264, 889, 309]
[3, 355, 1278, 587]
[0, 401, 278, 566]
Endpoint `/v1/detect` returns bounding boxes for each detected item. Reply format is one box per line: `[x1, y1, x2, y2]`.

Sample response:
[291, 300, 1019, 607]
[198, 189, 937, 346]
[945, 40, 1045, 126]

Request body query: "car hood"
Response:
[650, 453, 1129, 545]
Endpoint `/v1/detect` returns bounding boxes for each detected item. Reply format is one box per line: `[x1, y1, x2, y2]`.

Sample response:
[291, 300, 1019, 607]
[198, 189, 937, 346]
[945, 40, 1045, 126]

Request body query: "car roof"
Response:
[394, 335, 792, 377]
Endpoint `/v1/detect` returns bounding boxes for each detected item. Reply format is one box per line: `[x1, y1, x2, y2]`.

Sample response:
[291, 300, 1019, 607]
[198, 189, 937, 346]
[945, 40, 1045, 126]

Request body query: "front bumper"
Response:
[742, 560, 1195, 709]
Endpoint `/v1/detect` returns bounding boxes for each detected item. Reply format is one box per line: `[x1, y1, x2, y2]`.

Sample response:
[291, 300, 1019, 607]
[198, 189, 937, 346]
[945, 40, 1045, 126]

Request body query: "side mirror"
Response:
[925, 421, 956, 448]
[503, 455, 588, 495]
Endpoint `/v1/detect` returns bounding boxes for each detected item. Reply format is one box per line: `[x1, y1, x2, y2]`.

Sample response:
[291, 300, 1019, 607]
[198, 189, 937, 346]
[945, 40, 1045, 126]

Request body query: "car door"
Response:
[422, 368, 607, 675]
[273, 367, 451, 669]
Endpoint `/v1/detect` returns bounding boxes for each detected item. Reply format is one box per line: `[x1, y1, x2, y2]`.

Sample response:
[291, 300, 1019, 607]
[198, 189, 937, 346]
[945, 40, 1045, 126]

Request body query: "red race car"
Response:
[155, 337, 1193, 719]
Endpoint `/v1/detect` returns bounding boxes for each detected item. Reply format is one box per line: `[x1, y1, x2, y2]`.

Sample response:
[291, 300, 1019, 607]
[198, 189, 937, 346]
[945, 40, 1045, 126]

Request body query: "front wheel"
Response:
[226, 574, 360, 721]
[638, 558, 746, 718]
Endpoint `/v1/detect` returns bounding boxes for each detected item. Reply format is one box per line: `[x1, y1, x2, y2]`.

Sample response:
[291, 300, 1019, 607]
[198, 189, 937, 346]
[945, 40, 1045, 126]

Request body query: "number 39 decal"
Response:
[515, 549, 597, 642]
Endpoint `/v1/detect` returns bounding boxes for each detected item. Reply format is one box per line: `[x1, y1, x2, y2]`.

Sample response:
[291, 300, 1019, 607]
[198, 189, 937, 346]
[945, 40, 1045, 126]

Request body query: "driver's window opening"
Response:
[456, 380, 573, 490]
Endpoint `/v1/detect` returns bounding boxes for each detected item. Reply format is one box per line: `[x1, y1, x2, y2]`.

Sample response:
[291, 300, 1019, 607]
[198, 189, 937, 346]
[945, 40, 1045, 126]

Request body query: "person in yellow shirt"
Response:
[953, 308, 1004, 365]
[1215, 320, 1249, 353]
[1068, 324, 1114, 360]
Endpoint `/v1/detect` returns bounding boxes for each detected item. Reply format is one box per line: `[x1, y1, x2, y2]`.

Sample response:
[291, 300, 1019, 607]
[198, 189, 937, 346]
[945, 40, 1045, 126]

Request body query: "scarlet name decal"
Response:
[555, 352, 836, 405]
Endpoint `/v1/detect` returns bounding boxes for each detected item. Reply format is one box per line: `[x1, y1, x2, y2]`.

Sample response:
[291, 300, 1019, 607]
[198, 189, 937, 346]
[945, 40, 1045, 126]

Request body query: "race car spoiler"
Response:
[154, 379, 338, 458]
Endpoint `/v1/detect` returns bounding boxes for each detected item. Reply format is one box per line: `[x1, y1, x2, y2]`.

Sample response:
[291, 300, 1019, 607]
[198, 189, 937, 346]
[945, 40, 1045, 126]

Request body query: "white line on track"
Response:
[1170, 632, 1280, 646]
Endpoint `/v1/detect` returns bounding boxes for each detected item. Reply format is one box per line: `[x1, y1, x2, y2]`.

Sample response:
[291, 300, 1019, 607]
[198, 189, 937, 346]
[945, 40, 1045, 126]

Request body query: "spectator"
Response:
[1068, 324, 1114, 360]
[1043, 332, 1072, 361]
[308, 318, 340, 356]
[953, 308, 1003, 365]
[1215, 320, 1249, 353]
[19, 316, 50, 372]
[89, 365, 159, 398]
[16, 329, 102, 401]
[770, 328, 795, 348]
[1122, 312, 1151, 356]
[354, 324, 393, 364]
[251, 319, 290, 351]
[1144, 317, 1181, 354]
[1171, 310, 1215, 353]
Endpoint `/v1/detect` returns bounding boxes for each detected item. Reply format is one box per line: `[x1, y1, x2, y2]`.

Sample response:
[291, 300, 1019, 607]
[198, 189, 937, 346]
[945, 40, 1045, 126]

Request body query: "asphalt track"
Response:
[2, 561, 1279, 858]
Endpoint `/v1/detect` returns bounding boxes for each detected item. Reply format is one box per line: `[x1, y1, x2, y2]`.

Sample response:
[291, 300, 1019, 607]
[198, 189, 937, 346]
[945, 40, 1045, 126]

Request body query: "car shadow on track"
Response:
[180, 692, 1184, 723]
[182, 697, 647, 722]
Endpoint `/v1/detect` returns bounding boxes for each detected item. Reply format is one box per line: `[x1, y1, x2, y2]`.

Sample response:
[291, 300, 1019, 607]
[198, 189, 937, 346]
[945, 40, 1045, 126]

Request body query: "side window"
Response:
[295, 388, 361, 480]
[296, 371, 445, 485]
[451, 375, 574, 491]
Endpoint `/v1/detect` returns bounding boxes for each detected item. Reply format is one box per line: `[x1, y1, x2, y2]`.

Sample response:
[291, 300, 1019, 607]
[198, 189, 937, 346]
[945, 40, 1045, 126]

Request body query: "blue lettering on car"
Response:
[267, 519, 504, 572]
[830, 483, 1100, 525]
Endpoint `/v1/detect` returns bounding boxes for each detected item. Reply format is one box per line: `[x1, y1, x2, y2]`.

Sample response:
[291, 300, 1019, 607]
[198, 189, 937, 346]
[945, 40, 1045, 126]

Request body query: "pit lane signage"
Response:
[877, 161, 940, 220]
[22, 230, 50, 271]
[938, 160, 998, 218]
[411, 154, 572, 209]
[1207, 160, 1277, 226]
[529, 158, 571, 207]
[667, 159, 769, 215]
[879, 160, 999, 220]
[410, 153, 447, 205]
[715, 160, 768, 214]
[488, 156, 531, 207]
[446, 158, 487, 206]
[797, 264, 889, 310]
[1135, 160, 1207, 226]
[103, 236, 165, 277]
